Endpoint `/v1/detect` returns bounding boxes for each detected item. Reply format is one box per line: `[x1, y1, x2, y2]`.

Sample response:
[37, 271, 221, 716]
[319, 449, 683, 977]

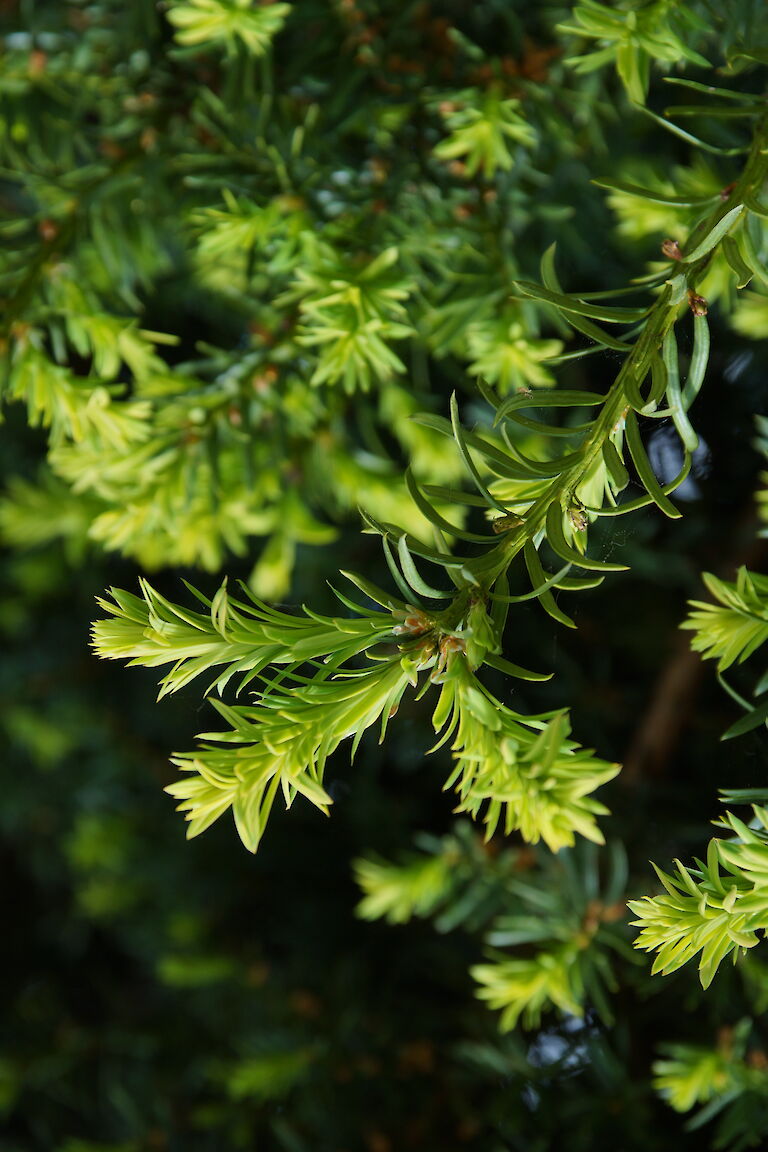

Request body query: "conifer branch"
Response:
[92, 93, 768, 858]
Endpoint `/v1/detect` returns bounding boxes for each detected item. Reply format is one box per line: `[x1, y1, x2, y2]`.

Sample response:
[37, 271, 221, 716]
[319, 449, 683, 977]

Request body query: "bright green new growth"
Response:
[167, 0, 292, 56]
[628, 817, 768, 990]
[684, 568, 768, 675]
[93, 577, 398, 698]
[648, 1015, 768, 1143]
[433, 87, 537, 179]
[472, 948, 586, 1031]
[628, 562, 768, 990]
[354, 848, 454, 925]
[559, 0, 709, 104]
[653, 1042, 735, 1113]
[167, 660, 408, 853]
[287, 246, 416, 393]
[94, 574, 618, 854]
[433, 669, 619, 851]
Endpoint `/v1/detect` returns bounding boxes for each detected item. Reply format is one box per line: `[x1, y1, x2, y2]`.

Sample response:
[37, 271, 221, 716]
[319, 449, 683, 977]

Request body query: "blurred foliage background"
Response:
[3, 1, 768, 1149]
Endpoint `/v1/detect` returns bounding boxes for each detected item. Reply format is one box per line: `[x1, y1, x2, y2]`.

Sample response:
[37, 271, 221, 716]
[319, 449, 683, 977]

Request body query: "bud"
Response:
[568, 501, 589, 532]
[392, 608, 432, 638]
[661, 238, 682, 261]
[431, 634, 466, 682]
[687, 290, 708, 317]
[252, 365, 278, 393]
[28, 50, 47, 77]
[140, 127, 157, 152]
[491, 512, 523, 534]
[37, 219, 58, 243]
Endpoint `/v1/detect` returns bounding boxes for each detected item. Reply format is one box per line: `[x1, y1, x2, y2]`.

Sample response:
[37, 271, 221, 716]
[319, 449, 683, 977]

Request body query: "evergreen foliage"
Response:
[5, 1, 768, 1149]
